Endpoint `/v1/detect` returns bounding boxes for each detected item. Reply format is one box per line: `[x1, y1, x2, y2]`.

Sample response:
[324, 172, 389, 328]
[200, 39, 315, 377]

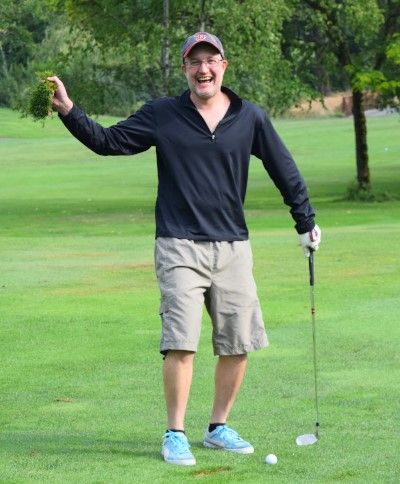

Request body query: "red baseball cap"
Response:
[182, 32, 224, 59]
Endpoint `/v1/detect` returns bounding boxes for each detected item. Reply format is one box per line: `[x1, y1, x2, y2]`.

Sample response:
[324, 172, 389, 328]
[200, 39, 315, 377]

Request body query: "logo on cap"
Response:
[182, 32, 224, 59]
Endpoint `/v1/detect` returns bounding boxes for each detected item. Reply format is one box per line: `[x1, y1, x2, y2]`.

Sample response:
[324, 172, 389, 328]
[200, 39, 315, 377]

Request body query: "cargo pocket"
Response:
[159, 295, 175, 355]
[159, 295, 170, 324]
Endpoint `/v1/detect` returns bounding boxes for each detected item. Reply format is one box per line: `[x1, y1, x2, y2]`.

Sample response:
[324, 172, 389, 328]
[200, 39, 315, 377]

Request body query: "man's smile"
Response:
[196, 76, 214, 85]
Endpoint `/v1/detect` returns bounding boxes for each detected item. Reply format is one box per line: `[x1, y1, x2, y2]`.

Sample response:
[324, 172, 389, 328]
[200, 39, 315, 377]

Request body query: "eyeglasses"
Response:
[185, 57, 224, 70]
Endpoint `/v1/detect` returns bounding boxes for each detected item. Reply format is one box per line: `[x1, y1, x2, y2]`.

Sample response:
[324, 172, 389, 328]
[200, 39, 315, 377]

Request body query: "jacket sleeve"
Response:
[59, 102, 156, 156]
[251, 110, 315, 234]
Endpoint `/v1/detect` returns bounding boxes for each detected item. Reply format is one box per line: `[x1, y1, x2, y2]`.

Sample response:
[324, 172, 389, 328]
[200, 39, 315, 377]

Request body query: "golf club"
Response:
[296, 249, 320, 446]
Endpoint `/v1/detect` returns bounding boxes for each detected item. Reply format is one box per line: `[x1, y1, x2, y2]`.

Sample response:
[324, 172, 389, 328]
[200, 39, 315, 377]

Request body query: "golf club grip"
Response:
[308, 250, 314, 286]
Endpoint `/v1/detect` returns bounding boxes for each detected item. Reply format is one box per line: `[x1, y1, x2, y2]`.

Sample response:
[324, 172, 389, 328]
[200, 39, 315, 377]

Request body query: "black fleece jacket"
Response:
[60, 87, 315, 240]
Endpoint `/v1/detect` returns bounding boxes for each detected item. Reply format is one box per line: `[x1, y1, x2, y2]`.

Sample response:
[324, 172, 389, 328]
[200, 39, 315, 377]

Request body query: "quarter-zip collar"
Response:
[178, 86, 242, 140]
[178, 86, 242, 120]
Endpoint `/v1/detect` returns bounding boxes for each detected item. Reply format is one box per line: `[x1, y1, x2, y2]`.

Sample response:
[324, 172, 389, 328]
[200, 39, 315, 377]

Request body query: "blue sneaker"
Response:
[203, 425, 254, 454]
[161, 431, 196, 465]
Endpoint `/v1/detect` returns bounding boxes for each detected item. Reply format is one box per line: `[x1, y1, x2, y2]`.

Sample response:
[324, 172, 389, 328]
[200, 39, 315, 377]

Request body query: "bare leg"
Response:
[209, 354, 248, 423]
[163, 350, 195, 430]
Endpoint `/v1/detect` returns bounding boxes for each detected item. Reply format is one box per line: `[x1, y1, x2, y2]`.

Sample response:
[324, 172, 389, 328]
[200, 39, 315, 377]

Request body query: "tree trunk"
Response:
[352, 89, 370, 189]
[161, 0, 170, 96]
[0, 43, 9, 78]
[199, 0, 207, 31]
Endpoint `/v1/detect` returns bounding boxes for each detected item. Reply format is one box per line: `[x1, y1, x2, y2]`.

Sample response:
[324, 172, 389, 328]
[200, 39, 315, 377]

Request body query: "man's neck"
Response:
[190, 90, 228, 111]
[189, 89, 231, 133]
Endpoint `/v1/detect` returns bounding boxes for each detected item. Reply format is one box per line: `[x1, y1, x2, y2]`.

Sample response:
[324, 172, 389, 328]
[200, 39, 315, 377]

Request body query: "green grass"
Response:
[1, 107, 399, 482]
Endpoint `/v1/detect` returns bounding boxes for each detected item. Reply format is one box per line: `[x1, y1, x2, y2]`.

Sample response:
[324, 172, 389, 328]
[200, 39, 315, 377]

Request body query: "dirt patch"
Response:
[289, 92, 349, 117]
[99, 262, 153, 271]
[54, 396, 74, 403]
[61, 252, 113, 258]
[289, 91, 382, 117]
[191, 466, 232, 478]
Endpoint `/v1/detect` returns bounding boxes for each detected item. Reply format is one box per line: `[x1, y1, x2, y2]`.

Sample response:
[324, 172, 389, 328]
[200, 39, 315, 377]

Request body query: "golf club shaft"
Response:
[309, 251, 320, 438]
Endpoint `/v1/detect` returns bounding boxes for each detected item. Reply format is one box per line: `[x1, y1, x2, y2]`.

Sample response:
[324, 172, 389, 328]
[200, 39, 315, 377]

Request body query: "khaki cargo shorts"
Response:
[155, 237, 268, 356]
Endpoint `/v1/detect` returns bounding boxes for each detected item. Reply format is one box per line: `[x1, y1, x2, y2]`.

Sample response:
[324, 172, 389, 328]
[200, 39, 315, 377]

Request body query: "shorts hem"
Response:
[213, 339, 269, 356]
[160, 340, 198, 355]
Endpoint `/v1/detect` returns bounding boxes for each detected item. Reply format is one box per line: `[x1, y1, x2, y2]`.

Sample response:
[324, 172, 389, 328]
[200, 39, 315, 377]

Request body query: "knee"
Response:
[219, 354, 248, 363]
[165, 350, 195, 364]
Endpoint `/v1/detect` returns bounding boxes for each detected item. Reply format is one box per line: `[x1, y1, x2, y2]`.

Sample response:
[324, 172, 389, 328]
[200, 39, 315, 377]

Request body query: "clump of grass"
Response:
[346, 180, 399, 202]
[23, 71, 57, 123]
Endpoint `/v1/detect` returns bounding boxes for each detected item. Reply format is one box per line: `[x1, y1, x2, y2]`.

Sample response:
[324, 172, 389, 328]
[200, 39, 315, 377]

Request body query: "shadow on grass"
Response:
[0, 431, 160, 461]
[190, 440, 206, 450]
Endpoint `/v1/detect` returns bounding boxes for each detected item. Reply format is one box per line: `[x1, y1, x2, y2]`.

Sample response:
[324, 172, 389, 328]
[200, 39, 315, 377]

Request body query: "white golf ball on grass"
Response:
[265, 453, 278, 465]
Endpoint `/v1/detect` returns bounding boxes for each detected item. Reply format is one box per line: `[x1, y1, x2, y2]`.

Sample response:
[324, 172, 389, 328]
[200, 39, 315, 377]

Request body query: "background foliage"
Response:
[1, 0, 398, 117]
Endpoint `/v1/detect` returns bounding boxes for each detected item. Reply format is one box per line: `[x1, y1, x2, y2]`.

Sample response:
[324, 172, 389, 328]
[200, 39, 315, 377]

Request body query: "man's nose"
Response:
[197, 60, 209, 73]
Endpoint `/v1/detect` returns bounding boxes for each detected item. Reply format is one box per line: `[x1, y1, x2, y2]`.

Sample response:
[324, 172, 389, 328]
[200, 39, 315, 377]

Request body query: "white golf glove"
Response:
[298, 224, 321, 257]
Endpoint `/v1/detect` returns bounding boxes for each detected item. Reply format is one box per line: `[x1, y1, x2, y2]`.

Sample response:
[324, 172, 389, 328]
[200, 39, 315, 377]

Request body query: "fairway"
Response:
[1, 108, 399, 482]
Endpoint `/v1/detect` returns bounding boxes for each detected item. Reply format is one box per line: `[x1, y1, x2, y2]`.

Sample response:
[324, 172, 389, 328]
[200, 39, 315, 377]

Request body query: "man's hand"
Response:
[47, 76, 73, 116]
[298, 224, 321, 257]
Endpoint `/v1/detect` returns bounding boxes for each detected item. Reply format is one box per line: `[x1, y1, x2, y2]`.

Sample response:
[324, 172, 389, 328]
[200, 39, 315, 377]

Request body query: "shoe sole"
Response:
[161, 452, 196, 465]
[203, 441, 254, 454]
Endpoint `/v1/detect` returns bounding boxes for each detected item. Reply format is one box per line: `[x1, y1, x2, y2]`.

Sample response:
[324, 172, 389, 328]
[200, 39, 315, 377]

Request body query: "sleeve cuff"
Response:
[58, 103, 77, 120]
[295, 219, 315, 234]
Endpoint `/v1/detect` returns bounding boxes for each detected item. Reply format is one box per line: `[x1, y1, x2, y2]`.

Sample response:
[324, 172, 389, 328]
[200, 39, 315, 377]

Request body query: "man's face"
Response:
[182, 44, 228, 100]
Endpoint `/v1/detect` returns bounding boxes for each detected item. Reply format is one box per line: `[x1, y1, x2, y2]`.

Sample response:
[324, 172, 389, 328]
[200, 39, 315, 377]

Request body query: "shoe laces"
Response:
[165, 432, 191, 454]
[214, 425, 241, 441]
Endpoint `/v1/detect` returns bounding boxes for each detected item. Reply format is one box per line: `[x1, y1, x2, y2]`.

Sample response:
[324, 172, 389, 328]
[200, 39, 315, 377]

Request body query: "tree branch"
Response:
[375, 0, 400, 69]
[90, 0, 133, 34]
[300, 0, 352, 68]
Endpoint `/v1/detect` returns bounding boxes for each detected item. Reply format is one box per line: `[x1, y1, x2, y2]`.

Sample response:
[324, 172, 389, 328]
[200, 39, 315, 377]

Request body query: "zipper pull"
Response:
[211, 133, 215, 141]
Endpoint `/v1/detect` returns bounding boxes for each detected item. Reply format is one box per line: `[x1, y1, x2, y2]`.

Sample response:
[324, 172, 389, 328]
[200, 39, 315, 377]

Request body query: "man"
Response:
[49, 32, 321, 466]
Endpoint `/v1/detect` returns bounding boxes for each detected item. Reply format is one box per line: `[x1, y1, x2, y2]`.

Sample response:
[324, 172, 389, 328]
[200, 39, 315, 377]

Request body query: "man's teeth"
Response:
[198, 77, 212, 83]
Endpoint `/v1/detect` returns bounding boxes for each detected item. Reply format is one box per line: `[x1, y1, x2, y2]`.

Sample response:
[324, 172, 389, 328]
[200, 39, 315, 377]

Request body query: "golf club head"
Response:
[296, 434, 318, 446]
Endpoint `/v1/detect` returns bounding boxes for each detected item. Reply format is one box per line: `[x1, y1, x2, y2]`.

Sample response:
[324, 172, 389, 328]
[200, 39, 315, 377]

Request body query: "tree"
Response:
[1, 0, 319, 117]
[0, 0, 51, 106]
[283, 0, 400, 193]
[47, 0, 309, 114]
[210, 0, 314, 114]
[161, 0, 170, 96]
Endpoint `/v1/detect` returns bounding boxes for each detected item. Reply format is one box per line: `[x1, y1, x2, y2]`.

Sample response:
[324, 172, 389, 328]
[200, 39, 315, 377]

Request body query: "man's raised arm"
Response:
[48, 77, 155, 156]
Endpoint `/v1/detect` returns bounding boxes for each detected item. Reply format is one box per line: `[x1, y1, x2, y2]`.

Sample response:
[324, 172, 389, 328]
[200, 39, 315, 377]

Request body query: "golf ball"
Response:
[265, 453, 277, 465]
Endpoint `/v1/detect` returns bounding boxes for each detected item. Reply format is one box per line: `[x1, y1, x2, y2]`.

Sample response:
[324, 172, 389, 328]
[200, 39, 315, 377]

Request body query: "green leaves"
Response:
[350, 69, 386, 91]
[349, 33, 400, 102]
[387, 34, 400, 65]
[343, 0, 383, 46]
